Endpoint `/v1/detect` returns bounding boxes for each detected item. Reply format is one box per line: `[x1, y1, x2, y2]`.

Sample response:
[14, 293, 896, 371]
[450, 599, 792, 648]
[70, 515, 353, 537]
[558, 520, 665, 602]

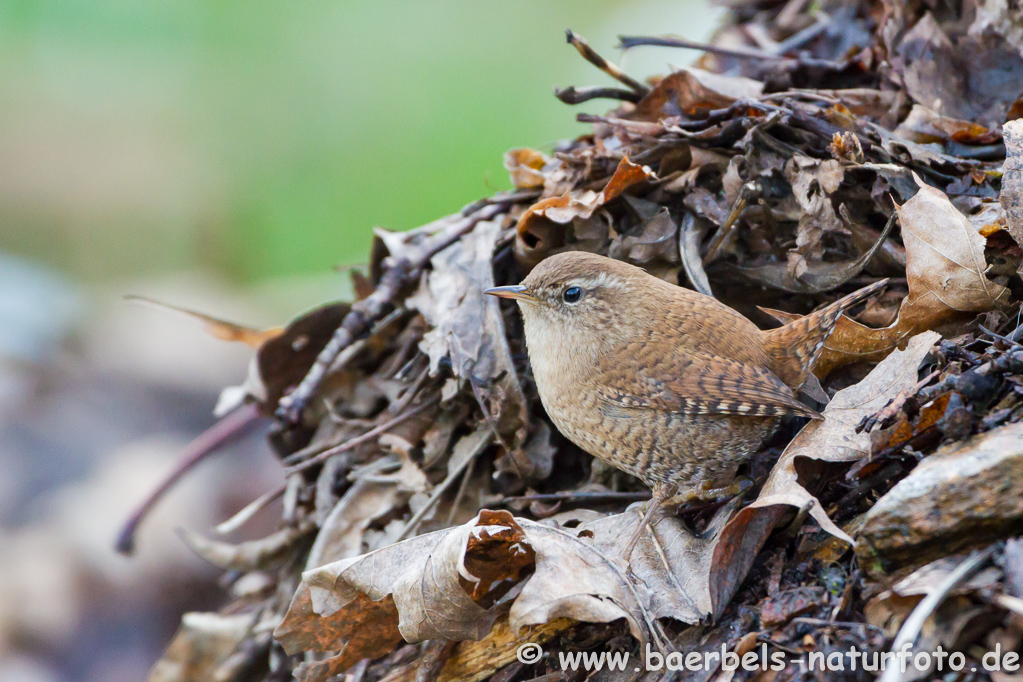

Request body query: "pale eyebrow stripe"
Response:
[571, 272, 627, 290]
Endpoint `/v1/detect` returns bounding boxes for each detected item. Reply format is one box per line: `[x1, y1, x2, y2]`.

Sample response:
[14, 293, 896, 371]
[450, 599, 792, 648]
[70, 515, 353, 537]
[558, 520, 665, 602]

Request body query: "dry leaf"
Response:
[726, 331, 940, 547]
[125, 296, 282, 348]
[608, 207, 679, 265]
[292, 510, 530, 641]
[510, 502, 741, 643]
[409, 220, 537, 473]
[276, 584, 404, 682]
[1001, 119, 1023, 249]
[177, 520, 315, 572]
[305, 479, 403, 570]
[629, 69, 757, 122]
[679, 212, 713, 296]
[278, 501, 747, 673]
[736, 210, 896, 294]
[255, 302, 351, 410]
[894, 104, 999, 144]
[785, 155, 846, 264]
[147, 612, 256, 682]
[515, 157, 656, 269]
[504, 148, 556, 189]
[897, 12, 1023, 128]
[816, 181, 1008, 374]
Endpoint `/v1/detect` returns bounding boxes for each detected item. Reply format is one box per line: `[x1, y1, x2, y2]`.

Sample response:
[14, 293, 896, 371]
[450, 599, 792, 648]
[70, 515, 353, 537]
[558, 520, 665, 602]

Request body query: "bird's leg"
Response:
[622, 483, 673, 563]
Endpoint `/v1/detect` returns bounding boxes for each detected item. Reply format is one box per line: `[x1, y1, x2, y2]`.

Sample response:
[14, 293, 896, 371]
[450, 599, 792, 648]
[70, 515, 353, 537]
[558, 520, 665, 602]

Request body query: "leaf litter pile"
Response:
[138, 1, 1023, 680]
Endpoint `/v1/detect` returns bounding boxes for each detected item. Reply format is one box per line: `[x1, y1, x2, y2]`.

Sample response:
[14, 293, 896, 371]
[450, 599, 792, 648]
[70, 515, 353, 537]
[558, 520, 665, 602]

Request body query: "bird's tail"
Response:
[760, 279, 889, 390]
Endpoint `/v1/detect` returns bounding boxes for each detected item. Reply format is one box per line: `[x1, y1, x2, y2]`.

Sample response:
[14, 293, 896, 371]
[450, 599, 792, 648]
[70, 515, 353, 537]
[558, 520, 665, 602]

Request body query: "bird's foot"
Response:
[666, 476, 753, 507]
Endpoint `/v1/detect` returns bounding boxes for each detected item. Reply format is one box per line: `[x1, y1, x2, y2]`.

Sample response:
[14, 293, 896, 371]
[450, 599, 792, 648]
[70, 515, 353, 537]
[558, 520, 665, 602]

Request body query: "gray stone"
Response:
[857, 421, 1023, 571]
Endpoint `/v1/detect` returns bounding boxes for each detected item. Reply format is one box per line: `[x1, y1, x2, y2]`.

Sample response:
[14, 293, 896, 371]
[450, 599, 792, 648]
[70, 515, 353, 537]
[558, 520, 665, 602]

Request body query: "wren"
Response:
[486, 251, 887, 560]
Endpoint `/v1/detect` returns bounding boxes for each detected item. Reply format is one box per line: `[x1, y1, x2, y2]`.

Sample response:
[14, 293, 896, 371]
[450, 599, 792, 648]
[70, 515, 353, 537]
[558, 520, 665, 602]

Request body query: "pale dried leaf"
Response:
[147, 612, 255, 682]
[741, 331, 940, 544]
[298, 511, 531, 644]
[408, 220, 535, 471]
[305, 479, 402, 570]
[504, 148, 557, 189]
[511, 502, 739, 641]
[818, 181, 1008, 374]
[177, 520, 315, 572]
[515, 157, 656, 269]
[1001, 119, 1023, 248]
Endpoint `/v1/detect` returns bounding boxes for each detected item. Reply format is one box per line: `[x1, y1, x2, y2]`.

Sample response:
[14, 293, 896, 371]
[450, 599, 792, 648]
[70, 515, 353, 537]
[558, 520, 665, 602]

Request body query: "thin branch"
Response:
[503, 491, 650, 504]
[460, 190, 540, 217]
[617, 34, 844, 70]
[774, 14, 832, 53]
[444, 454, 478, 528]
[702, 181, 760, 266]
[283, 398, 439, 473]
[980, 324, 1023, 349]
[214, 483, 286, 535]
[277, 202, 509, 423]
[566, 29, 649, 96]
[115, 402, 263, 555]
[554, 85, 642, 105]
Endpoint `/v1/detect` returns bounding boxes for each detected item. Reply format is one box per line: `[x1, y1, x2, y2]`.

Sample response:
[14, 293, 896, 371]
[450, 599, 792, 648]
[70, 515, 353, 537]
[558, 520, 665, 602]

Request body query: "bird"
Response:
[485, 251, 887, 561]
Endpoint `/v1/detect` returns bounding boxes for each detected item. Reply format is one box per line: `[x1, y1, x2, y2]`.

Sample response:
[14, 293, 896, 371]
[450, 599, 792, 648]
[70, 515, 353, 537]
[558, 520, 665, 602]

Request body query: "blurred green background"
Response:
[0, 0, 715, 285]
[0, 4, 718, 680]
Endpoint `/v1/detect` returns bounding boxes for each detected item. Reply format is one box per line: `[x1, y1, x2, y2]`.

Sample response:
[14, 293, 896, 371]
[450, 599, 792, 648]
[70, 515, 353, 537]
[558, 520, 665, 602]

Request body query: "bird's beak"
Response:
[484, 285, 537, 303]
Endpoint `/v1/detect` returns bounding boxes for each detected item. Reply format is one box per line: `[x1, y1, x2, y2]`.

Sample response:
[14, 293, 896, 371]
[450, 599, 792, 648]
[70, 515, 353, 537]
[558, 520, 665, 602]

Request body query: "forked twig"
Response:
[566, 29, 649, 96]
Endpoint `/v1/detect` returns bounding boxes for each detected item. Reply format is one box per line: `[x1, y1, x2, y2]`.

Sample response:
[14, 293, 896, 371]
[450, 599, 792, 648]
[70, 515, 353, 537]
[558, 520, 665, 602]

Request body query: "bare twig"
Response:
[574, 114, 666, 136]
[389, 364, 432, 416]
[214, 483, 287, 535]
[503, 491, 650, 504]
[702, 182, 760, 266]
[115, 402, 263, 555]
[554, 85, 642, 105]
[277, 203, 508, 423]
[566, 29, 649, 96]
[617, 34, 845, 70]
[980, 324, 1023, 349]
[877, 547, 996, 682]
[444, 454, 478, 528]
[415, 640, 458, 682]
[283, 398, 439, 472]
[774, 12, 834, 53]
[460, 190, 540, 217]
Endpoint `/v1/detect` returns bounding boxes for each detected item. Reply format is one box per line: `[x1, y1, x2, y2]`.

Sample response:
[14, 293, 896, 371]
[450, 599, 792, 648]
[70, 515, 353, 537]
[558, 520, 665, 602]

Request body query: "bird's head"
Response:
[485, 252, 650, 358]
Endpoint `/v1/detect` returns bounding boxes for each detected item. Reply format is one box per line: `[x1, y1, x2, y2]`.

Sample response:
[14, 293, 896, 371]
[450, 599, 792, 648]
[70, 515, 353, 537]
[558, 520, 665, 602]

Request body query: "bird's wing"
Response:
[594, 347, 821, 419]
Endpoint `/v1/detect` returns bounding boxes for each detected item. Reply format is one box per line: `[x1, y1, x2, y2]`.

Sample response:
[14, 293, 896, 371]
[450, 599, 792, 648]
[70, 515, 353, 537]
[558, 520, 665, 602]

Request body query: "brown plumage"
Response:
[485, 252, 886, 558]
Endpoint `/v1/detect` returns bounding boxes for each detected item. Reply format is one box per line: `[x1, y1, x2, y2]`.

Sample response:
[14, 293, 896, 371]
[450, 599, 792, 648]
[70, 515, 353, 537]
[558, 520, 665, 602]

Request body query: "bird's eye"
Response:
[563, 286, 582, 303]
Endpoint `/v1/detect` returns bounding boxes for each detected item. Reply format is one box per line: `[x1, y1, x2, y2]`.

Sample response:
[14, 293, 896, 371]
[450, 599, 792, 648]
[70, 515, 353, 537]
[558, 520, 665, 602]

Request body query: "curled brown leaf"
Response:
[515, 157, 656, 270]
